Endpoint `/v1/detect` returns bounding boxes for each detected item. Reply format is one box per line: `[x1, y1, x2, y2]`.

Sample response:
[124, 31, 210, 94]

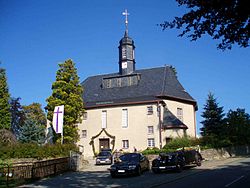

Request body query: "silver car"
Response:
[96, 151, 113, 165]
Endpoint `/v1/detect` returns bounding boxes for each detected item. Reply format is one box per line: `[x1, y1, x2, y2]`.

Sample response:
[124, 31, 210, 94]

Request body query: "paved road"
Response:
[19, 157, 250, 188]
[154, 157, 250, 188]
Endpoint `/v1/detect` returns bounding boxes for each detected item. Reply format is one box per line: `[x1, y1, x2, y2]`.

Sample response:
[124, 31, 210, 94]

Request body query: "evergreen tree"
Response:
[226, 108, 250, 145]
[0, 66, 11, 129]
[19, 114, 45, 144]
[45, 59, 84, 144]
[200, 92, 225, 138]
[23, 103, 47, 127]
[10, 97, 25, 139]
[22, 103, 47, 143]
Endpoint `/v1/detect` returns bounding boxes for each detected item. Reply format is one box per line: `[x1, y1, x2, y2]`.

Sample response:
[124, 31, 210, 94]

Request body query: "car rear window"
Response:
[98, 151, 111, 156]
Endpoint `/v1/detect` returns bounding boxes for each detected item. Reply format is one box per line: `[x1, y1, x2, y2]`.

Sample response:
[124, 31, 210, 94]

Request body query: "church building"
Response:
[78, 11, 197, 157]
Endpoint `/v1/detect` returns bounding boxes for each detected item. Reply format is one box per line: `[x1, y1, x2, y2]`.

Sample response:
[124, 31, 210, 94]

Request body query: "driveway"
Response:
[19, 157, 247, 188]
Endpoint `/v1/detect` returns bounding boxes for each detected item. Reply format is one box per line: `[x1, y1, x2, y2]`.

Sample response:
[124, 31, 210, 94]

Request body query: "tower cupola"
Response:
[118, 9, 136, 75]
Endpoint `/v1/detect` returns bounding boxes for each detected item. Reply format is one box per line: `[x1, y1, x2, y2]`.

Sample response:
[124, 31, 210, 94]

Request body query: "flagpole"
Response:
[61, 129, 63, 144]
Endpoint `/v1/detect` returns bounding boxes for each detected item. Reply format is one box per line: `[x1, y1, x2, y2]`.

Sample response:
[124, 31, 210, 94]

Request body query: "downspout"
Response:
[157, 101, 162, 149]
[194, 105, 197, 138]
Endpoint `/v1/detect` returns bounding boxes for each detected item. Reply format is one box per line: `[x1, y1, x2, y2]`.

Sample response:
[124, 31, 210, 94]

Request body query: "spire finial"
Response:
[122, 9, 129, 35]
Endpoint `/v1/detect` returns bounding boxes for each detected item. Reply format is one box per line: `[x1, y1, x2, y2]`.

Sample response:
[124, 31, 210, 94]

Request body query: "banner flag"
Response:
[52, 105, 64, 134]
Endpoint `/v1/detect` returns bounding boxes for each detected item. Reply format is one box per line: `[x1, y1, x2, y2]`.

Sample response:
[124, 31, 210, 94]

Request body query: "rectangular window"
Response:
[82, 130, 87, 138]
[83, 112, 87, 120]
[147, 106, 153, 115]
[117, 78, 122, 87]
[122, 140, 129, 149]
[148, 138, 155, 147]
[122, 109, 128, 128]
[106, 79, 111, 88]
[148, 126, 154, 134]
[102, 110, 107, 128]
[177, 108, 183, 121]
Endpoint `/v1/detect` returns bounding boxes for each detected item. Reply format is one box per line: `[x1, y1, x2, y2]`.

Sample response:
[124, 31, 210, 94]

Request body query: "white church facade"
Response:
[77, 12, 197, 157]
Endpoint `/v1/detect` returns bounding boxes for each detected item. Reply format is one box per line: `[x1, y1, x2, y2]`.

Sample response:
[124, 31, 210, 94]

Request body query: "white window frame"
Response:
[177, 107, 183, 121]
[83, 112, 87, 120]
[122, 140, 129, 149]
[101, 110, 107, 128]
[148, 138, 155, 147]
[81, 130, 87, 138]
[147, 106, 153, 115]
[122, 109, 128, 128]
[148, 126, 154, 134]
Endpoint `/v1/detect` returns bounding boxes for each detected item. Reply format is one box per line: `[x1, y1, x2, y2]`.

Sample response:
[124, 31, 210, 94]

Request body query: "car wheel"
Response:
[110, 172, 116, 178]
[146, 162, 150, 171]
[152, 168, 160, 174]
[175, 163, 183, 173]
[195, 155, 202, 166]
[137, 166, 142, 176]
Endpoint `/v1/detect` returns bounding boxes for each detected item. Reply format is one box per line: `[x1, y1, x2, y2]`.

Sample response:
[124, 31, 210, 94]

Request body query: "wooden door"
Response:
[99, 138, 110, 151]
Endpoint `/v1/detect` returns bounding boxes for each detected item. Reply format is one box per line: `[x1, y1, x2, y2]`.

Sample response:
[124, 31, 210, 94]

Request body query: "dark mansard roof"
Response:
[81, 66, 197, 109]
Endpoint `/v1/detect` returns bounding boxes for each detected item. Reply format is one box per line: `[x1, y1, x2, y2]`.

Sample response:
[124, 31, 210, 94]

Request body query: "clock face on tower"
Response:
[122, 62, 127, 69]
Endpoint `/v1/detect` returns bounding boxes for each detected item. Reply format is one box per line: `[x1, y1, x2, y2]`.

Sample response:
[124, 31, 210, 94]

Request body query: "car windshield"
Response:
[98, 151, 111, 156]
[119, 153, 139, 162]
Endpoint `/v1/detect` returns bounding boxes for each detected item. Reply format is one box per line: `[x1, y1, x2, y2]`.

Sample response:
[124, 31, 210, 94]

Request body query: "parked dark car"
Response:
[151, 149, 202, 173]
[96, 150, 113, 165]
[109, 153, 150, 177]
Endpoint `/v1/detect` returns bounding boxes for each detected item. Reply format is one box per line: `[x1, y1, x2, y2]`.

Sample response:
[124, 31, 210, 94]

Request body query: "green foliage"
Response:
[199, 134, 232, 149]
[160, 0, 249, 50]
[225, 108, 250, 145]
[0, 143, 79, 160]
[142, 137, 200, 155]
[163, 137, 200, 150]
[46, 59, 84, 143]
[0, 129, 17, 146]
[23, 103, 47, 127]
[10, 97, 25, 139]
[18, 115, 45, 144]
[0, 66, 11, 129]
[200, 92, 227, 147]
[200, 92, 225, 137]
[20, 103, 46, 144]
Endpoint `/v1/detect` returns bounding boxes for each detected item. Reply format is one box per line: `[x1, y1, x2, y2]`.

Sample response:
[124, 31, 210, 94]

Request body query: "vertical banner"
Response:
[52, 105, 64, 134]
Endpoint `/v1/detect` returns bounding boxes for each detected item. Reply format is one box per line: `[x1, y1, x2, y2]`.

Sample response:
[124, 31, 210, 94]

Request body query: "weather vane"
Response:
[122, 9, 129, 33]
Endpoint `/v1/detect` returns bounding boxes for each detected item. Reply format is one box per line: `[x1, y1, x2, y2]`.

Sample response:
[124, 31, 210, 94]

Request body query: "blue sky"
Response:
[1, 0, 250, 134]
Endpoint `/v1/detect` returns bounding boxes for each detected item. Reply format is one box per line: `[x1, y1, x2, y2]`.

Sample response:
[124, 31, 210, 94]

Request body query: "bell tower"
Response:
[118, 9, 136, 75]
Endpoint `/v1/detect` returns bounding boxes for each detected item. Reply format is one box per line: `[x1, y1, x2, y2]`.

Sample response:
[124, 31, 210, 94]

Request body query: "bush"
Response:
[0, 143, 79, 160]
[200, 135, 232, 149]
[142, 147, 175, 155]
[163, 137, 200, 150]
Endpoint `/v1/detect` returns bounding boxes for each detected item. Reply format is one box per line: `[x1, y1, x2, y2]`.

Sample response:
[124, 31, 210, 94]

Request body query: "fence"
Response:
[0, 157, 70, 187]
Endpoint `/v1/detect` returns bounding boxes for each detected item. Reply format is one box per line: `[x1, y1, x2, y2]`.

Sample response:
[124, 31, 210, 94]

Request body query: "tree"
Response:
[20, 103, 47, 143]
[45, 59, 84, 144]
[226, 108, 250, 145]
[160, 0, 249, 50]
[0, 129, 17, 146]
[200, 92, 225, 146]
[0, 66, 11, 129]
[23, 103, 47, 128]
[19, 114, 45, 144]
[10, 97, 25, 139]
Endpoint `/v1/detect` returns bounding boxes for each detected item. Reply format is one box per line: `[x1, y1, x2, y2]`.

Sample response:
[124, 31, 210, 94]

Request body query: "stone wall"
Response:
[200, 145, 250, 161]
[146, 145, 250, 162]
